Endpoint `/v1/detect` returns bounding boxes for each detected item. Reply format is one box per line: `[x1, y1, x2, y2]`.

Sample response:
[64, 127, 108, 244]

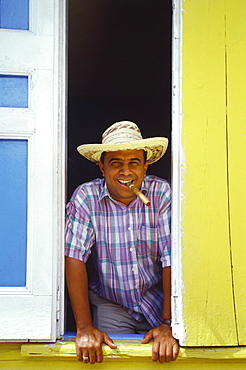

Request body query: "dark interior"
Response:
[66, 0, 172, 332]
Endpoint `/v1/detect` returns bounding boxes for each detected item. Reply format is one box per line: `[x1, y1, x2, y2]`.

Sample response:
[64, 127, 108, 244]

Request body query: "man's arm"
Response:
[141, 266, 179, 363]
[65, 256, 117, 363]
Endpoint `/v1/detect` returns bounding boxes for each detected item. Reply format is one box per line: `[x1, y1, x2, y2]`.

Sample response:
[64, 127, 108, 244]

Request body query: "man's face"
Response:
[99, 149, 148, 206]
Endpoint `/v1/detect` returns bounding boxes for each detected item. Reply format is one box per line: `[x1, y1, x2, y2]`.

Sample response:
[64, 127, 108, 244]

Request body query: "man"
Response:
[65, 121, 179, 364]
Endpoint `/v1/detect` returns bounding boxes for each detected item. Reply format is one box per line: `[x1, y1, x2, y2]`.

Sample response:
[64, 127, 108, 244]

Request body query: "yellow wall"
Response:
[226, 0, 246, 344]
[181, 0, 246, 346]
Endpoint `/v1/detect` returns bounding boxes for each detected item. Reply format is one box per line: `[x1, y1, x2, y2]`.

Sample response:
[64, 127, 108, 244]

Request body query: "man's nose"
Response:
[120, 164, 131, 175]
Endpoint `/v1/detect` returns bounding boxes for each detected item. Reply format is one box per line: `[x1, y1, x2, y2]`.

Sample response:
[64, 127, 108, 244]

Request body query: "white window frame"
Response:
[52, 0, 67, 341]
[171, 0, 184, 343]
[61, 0, 183, 341]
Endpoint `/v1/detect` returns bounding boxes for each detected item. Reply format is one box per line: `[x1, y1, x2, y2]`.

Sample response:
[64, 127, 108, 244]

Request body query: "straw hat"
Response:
[77, 121, 168, 164]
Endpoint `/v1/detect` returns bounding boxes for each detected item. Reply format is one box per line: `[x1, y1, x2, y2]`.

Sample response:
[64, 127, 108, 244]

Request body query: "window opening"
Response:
[67, 0, 172, 333]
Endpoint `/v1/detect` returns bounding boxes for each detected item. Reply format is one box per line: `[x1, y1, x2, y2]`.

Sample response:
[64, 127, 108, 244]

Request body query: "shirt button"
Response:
[130, 247, 134, 252]
[128, 227, 131, 231]
[132, 267, 137, 272]
[135, 284, 138, 289]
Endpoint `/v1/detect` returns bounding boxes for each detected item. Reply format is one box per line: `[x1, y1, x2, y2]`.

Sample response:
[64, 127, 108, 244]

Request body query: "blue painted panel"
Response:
[0, 139, 27, 287]
[0, 0, 29, 30]
[0, 75, 28, 108]
[63, 332, 144, 341]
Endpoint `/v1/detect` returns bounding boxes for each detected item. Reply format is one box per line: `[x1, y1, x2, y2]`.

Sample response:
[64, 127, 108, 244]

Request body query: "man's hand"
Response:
[75, 324, 117, 364]
[141, 324, 179, 363]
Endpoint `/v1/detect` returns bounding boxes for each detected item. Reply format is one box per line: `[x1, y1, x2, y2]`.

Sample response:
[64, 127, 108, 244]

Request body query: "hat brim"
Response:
[77, 137, 168, 164]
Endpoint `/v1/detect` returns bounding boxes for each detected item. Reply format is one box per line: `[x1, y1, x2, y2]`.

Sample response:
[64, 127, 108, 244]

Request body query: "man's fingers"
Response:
[157, 342, 179, 363]
[95, 348, 104, 363]
[172, 342, 180, 361]
[151, 340, 160, 362]
[76, 348, 83, 362]
[159, 344, 171, 363]
[82, 352, 90, 363]
[141, 330, 153, 344]
[103, 333, 117, 349]
[81, 348, 101, 364]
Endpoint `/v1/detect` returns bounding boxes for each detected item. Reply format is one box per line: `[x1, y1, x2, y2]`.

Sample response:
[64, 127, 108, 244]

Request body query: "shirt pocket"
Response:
[137, 225, 159, 261]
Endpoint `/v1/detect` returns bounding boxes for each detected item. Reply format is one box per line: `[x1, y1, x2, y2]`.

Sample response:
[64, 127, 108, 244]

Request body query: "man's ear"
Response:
[144, 162, 148, 176]
[99, 161, 104, 176]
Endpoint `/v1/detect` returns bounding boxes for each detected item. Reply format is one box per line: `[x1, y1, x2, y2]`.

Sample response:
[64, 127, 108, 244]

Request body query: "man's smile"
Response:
[117, 179, 134, 187]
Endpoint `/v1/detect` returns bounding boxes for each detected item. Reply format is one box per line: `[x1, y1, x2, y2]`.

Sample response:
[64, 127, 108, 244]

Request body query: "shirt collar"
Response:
[99, 179, 110, 201]
[141, 177, 148, 194]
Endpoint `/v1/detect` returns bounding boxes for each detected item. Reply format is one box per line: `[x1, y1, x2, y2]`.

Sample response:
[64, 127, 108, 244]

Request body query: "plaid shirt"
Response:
[65, 175, 171, 327]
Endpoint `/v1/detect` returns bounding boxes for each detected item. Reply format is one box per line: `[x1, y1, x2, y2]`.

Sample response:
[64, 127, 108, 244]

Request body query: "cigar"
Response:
[128, 184, 151, 206]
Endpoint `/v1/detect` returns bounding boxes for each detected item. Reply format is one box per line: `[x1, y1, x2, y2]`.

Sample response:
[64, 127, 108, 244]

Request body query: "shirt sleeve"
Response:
[158, 182, 171, 268]
[65, 190, 95, 262]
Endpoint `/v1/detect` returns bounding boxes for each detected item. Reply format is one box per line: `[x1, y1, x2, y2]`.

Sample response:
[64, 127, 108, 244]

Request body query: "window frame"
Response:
[62, 0, 183, 341]
[171, 0, 183, 343]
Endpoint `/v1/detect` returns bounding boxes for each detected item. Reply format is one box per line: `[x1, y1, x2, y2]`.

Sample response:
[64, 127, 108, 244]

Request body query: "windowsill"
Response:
[20, 334, 246, 361]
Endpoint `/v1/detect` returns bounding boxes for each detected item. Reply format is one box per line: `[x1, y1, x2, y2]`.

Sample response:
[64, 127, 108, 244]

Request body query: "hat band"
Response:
[102, 135, 143, 145]
[102, 129, 143, 145]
